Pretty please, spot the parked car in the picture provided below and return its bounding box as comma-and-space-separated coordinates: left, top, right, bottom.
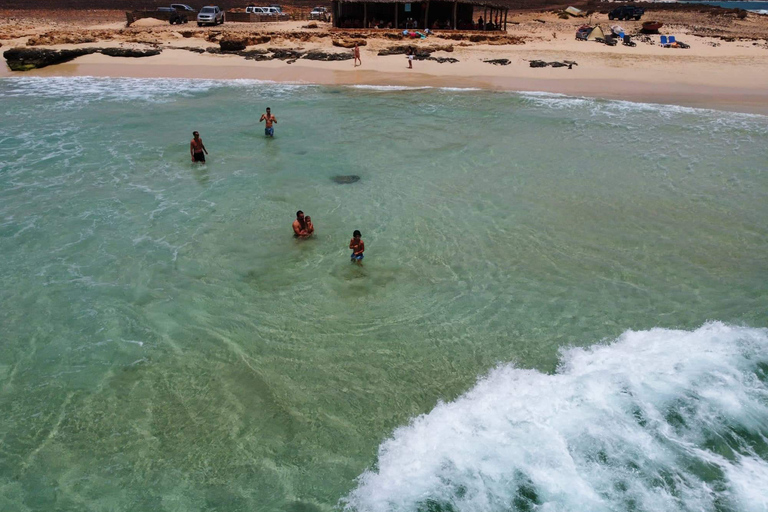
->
309, 6, 329, 21
197, 5, 224, 25
171, 3, 196, 11
608, 5, 644, 21
156, 6, 176, 11
245, 6, 265, 13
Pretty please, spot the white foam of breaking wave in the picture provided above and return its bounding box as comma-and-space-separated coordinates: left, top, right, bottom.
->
0, 76, 312, 104
343, 322, 768, 512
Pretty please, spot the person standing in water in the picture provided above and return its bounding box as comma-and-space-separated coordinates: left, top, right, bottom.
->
353, 43, 362, 67
190, 131, 208, 163
260, 107, 277, 137
293, 210, 310, 238
349, 230, 364, 263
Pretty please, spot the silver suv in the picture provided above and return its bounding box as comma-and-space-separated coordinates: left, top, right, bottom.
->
197, 6, 224, 26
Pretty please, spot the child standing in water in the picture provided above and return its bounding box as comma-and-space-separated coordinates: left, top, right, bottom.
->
349, 230, 364, 264
305, 216, 315, 236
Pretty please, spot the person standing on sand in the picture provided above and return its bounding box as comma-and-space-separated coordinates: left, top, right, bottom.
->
260, 107, 277, 137
293, 210, 310, 238
353, 43, 362, 67
406, 47, 414, 69
190, 131, 208, 163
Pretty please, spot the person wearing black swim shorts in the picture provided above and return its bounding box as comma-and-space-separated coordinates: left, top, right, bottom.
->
190, 131, 208, 163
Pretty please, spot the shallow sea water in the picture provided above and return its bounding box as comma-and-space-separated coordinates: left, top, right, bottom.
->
0, 77, 767, 512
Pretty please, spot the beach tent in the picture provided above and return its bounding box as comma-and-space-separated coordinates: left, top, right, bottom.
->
587, 25, 606, 41
565, 6, 584, 17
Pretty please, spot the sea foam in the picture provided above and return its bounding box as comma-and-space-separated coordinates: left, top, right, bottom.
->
343, 322, 768, 512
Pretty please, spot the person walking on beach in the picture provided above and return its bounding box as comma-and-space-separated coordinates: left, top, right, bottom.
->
406, 47, 414, 69
293, 210, 310, 238
349, 230, 364, 264
260, 107, 277, 137
353, 43, 362, 67
190, 131, 208, 163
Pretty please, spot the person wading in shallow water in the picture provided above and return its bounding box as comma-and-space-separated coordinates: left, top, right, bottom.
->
190, 131, 208, 163
349, 229, 364, 264
293, 210, 310, 238
260, 107, 277, 137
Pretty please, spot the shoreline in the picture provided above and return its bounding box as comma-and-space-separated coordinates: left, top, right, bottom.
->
2, 9, 768, 114
3, 51, 768, 115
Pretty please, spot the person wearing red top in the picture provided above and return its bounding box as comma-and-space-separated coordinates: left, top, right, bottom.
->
190, 131, 208, 163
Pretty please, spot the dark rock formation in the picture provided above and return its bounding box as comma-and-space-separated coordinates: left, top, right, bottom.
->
4, 47, 96, 71
100, 48, 160, 58
303, 50, 353, 61
332, 175, 361, 184
268, 48, 305, 60
485, 58, 511, 65
528, 60, 577, 68
176, 46, 205, 53
378, 44, 452, 56
429, 56, 459, 63
220, 38, 247, 52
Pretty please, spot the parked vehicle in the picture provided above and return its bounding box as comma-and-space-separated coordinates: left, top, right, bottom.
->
156, 6, 175, 12
171, 3, 196, 11
246, 6, 279, 15
608, 5, 644, 21
197, 5, 224, 25
309, 6, 330, 21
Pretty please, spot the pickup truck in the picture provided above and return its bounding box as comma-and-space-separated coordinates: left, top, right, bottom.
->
608, 5, 644, 21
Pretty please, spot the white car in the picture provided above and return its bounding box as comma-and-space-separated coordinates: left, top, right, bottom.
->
309, 6, 329, 21
246, 6, 279, 15
197, 6, 224, 25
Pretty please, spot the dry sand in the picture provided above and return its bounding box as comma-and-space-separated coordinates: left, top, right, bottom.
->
2, 9, 768, 113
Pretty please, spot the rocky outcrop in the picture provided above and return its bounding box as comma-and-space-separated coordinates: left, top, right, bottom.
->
220, 38, 247, 52
332, 38, 367, 48
100, 47, 161, 58
268, 47, 305, 60
484, 58, 511, 65
378, 44, 453, 56
529, 59, 577, 68
26, 32, 98, 46
428, 56, 459, 63
4, 47, 96, 70
4, 47, 161, 71
303, 50, 354, 61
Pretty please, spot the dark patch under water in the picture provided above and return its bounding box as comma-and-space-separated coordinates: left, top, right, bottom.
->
332, 175, 361, 184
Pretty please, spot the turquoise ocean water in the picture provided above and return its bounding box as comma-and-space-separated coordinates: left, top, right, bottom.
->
1, 77, 767, 512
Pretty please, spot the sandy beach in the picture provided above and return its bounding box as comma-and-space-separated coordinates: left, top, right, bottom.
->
2, 7, 768, 112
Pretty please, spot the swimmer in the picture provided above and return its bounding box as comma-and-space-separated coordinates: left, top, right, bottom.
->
349, 230, 364, 264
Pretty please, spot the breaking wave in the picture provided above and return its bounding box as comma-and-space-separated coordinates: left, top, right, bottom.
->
344, 322, 768, 512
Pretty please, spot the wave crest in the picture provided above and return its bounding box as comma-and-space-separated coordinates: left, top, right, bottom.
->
343, 322, 768, 512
